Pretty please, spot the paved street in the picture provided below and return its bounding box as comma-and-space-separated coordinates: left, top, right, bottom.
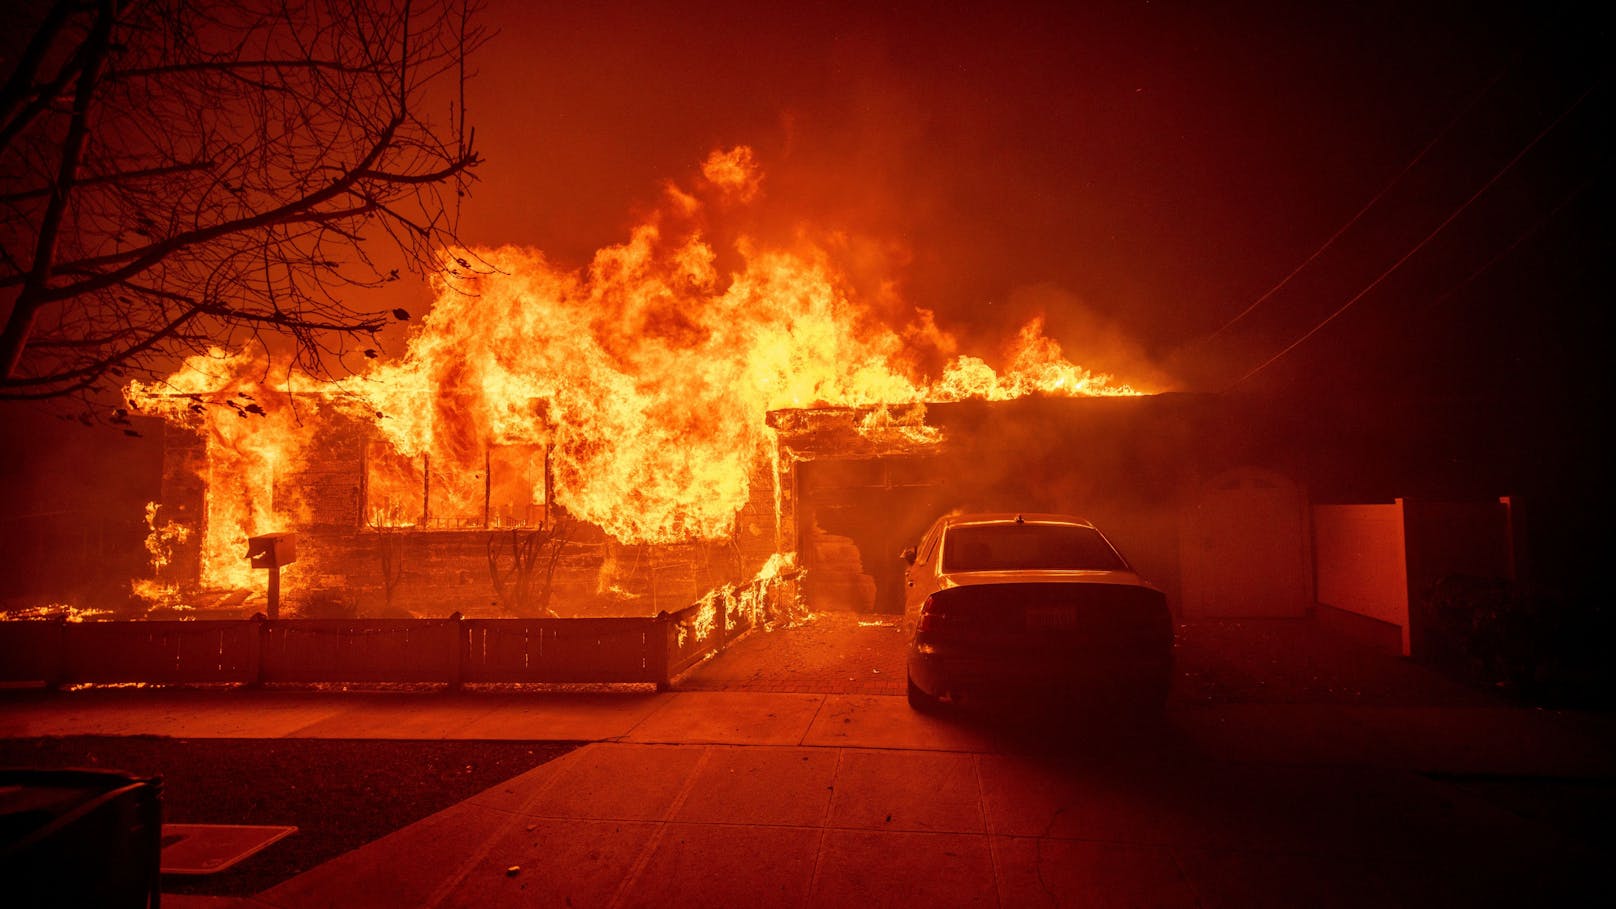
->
3, 615, 1613, 907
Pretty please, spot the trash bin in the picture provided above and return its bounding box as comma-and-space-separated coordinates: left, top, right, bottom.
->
0, 768, 163, 908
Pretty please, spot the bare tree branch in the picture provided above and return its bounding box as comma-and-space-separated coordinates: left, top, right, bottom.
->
3, 0, 117, 382
0, 0, 489, 403
12, 113, 407, 297
0, 159, 217, 203
0, 0, 88, 150
108, 58, 391, 81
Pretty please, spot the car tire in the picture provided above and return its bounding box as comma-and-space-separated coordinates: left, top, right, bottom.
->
906, 673, 941, 713
1152, 669, 1174, 711
1133, 674, 1172, 723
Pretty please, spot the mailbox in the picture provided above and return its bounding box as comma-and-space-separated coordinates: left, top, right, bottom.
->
247, 533, 296, 569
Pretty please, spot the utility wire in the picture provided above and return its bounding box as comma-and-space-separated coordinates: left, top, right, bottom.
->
1414, 172, 1596, 318
1226, 79, 1601, 391
1200, 69, 1506, 343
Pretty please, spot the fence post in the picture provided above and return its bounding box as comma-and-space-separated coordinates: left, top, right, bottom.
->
448, 612, 464, 691
47, 616, 67, 691
250, 613, 268, 688
652, 612, 673, 691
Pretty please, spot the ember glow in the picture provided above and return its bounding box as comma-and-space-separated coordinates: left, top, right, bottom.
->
127, 148, 1145, 601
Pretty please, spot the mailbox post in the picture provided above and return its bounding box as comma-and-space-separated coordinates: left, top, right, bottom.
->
247, 533, 297, 619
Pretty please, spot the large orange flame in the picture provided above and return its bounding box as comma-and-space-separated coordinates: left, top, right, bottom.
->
129, 147, 1146, 589
128, 349, 310, 590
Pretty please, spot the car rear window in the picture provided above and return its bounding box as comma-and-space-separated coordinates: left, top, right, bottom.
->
942, 523, 1127, 572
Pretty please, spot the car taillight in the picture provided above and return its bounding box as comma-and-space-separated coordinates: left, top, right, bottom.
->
917, 595, 944, 632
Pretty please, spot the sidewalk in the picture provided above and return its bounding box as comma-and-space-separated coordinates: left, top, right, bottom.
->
5, 687, 1614, 907
4, 687, 1614, 776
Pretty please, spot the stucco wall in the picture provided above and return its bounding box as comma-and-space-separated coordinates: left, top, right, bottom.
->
1313, 502, 1409, 654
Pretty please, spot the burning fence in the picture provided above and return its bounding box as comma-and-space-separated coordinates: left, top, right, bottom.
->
126, 148, 1143, 620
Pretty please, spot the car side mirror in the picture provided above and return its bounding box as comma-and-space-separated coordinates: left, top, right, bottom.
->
900, 547, 917, 565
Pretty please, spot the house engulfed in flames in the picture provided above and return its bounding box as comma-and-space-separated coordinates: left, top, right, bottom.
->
126, 148, 1148, 620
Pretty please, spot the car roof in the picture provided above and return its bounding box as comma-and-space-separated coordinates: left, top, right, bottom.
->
939, 512, 1098, 530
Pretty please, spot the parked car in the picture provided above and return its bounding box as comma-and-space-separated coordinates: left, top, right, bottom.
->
900, 512, 1173, 713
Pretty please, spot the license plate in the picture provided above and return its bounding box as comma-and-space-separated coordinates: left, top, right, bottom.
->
1025, 605, 1076, 630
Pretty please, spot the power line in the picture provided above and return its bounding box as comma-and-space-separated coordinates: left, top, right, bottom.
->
1414, 173, 1596, 318
1200, 69, 1506, 343
1226, 79, 1601, 392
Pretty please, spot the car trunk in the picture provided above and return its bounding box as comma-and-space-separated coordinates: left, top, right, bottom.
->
920, 581, 1172, 655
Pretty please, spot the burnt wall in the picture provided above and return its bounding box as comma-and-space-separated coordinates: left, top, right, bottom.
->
733, 442, 783, 575
278, 414, 366, 527
157, 423, 206, 588
283, 525, 738, 619
796, 456, 946, 613
152, 409, 763, 618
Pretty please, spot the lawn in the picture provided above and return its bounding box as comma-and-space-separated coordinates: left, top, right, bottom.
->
0, 736, 577, 897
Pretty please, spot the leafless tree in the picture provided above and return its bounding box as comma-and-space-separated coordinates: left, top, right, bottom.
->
488, 519, 571, 617
375, 523, 408, 611
0, 0, 487, 401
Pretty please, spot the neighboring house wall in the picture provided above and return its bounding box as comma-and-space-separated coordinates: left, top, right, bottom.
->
1312, 498, 1517, 658
1314, 502, 1410, 654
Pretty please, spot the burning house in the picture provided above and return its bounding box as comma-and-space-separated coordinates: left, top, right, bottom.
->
127, 149, 1151, 622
